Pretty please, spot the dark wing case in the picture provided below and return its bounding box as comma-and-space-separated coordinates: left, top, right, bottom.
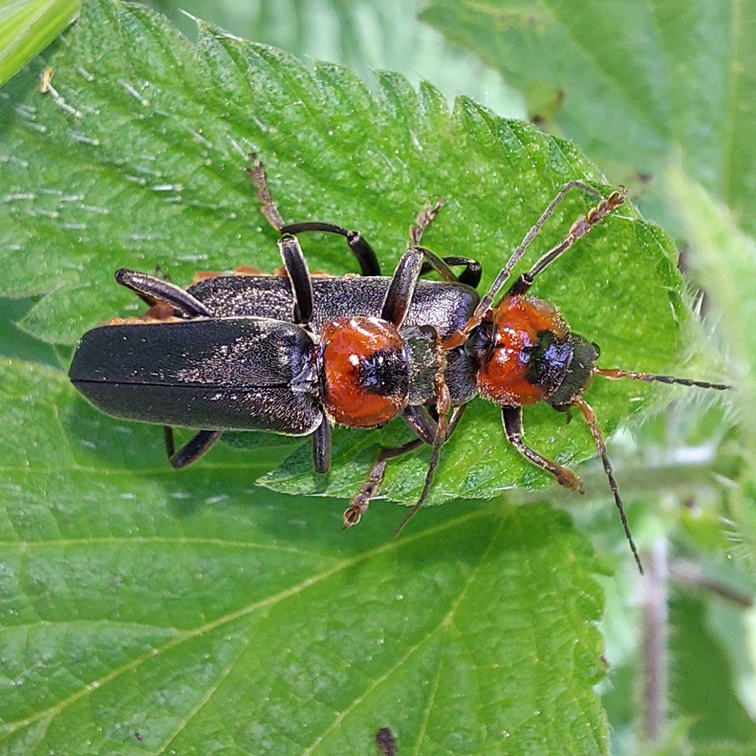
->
69, 317, 322, 434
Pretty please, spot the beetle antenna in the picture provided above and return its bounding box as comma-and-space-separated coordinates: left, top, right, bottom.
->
595, 367, 730, 391
442, 185, 626, 350
574, 397, 644, 574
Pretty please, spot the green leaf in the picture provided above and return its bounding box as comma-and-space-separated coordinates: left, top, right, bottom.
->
0, 356, 608, 753
667, 167, 756, 443
669, 593, 756, 745
0, 296, 59, 364
150, 0, 524, 119
0, 0, 79, 85
0, 0, 694, 509
665, 167, 756, 569
421, 0, 756, 237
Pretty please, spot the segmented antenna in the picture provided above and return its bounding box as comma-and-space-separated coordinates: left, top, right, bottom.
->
586, 368, 730, 573
575, 398, 644, 574
596, 367, 730, 391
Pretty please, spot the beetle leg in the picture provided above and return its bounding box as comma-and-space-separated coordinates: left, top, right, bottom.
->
282, 221, 381, 277
247, 154, 286, 232
413, 246, 475, 284
390, 347, 454, 536
380, 247, 425, 327
284, 201, 481, 285
442, 183, 626, 349
248, 155, 307, 316
248, 154, 382, 276
277, 234, 314, 325
164, 426, 176, 458
444, 402, 468, 436
401, 406, 438, 445
380, 248, 457, 521
410, 197, 444, 246
382, 245, 483, 331
343, 438, 425, 527
284, 201, 482, 285
408, 198, 479, 286
501, 405, 584, 492
433, 256, 483, 288
402, 402, 468, 448
381, 244, 457, 326
167, 430, 224, 469
312, 414, 332, 473
343, 405, 467, 529
115, 269, 213, 318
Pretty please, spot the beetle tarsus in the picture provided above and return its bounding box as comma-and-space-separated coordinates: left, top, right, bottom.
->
410, 196, 444, 246
247, 153, 286, 232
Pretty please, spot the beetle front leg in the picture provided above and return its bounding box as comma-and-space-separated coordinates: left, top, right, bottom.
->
501, 406, 584, 492
115, 269, 213, 318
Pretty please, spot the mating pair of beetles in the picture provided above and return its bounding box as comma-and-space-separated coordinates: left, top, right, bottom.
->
69, 157, 728, 572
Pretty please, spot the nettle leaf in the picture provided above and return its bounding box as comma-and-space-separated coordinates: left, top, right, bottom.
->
421, 0, 756, 237
0, 0, 688, 510
0, 358, 607, 753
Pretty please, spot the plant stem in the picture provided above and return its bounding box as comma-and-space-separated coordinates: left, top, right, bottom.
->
639, 538, 669, 746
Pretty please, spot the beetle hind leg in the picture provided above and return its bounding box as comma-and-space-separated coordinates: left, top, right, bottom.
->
164, 427, 224, 469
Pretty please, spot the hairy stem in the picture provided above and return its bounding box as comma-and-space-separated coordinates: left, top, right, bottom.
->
639, 538, 669, 745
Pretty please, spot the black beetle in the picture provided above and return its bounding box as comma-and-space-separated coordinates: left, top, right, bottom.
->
69, 158, 482, 523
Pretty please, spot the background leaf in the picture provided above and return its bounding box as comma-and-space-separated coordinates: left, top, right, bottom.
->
0, 358, 607, 753
421, 0, 756, 237
0, 0, 79, 85
421, 1, 755, 750
153, 0, 524, 118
